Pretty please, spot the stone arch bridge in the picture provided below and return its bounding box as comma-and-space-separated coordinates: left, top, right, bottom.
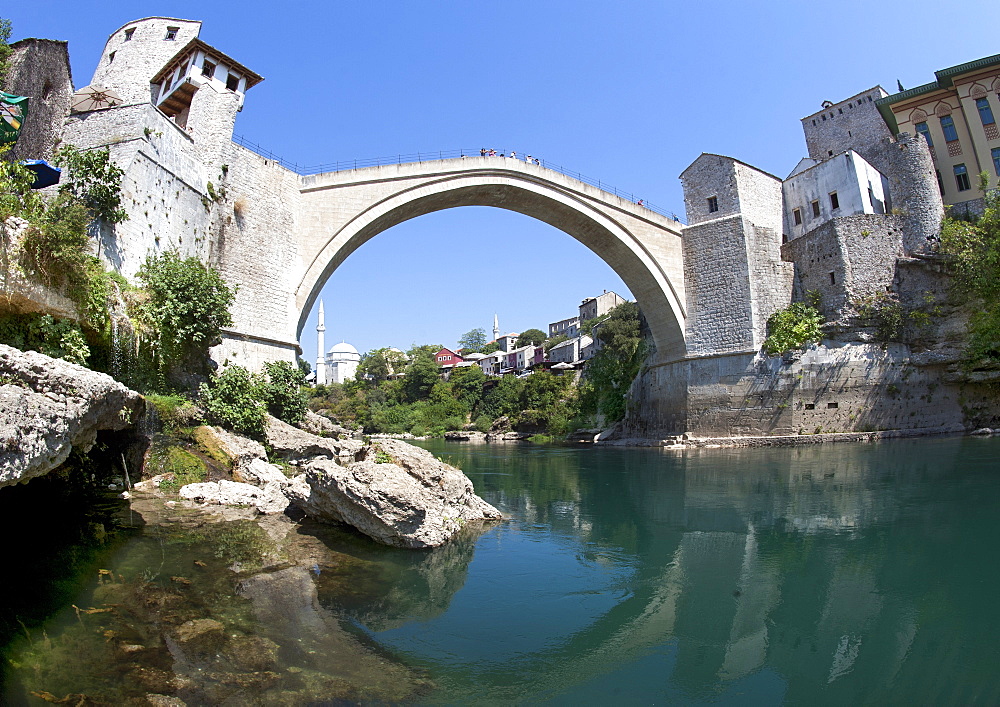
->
213, 156, 688, 369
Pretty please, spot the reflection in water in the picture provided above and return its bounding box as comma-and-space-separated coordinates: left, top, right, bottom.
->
3, 437, 1000, 704
393, 437, 1000, 704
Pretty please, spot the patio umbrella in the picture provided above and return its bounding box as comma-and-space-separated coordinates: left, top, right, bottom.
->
71, 85, 123, 113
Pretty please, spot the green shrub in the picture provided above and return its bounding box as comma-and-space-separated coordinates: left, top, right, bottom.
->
136, 250, 235, 380
199, 365, 266, 441
0, 313, 89, 365
763, 302, 824, 356
261, 360, 307, 425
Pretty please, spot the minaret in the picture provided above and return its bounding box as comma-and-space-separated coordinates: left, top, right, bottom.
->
316, 300, 327, 385
493, 313, 500, 342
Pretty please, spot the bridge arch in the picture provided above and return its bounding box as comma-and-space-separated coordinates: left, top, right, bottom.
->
292, 160, 687, 360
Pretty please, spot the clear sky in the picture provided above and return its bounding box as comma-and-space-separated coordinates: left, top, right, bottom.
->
6, 2, 1000, 363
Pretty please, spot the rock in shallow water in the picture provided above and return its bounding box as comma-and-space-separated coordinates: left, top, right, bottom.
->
285, 439, 502, 548
180, 479, 289, 515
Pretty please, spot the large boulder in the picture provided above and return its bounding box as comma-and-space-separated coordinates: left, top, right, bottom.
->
285, 439, 502, 548
192, 425, 267, 471
299, 409, 356, 438
265, 415, 363, 463
0, 344, 143, 490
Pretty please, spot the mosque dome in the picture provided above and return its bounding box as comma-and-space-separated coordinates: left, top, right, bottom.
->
327, 341, 360, 361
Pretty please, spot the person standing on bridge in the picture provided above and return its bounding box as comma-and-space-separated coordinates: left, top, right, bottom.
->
481, 148, 486, 157
525, 154, 533, 164
637, 199, 644, 207
510, 150, 516, 160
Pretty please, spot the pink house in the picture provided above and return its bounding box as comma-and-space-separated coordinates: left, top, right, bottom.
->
434, 348, 464, 368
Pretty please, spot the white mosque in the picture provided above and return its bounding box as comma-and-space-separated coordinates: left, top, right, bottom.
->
314, 300, 360, 385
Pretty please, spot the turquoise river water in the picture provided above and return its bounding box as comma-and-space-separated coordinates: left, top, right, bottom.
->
2, 435, 1000, 704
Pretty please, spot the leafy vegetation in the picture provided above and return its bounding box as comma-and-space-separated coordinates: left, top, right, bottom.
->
937, 175, 1000, 367
0, 313, 89, 365
0, 18, 11, 86
135, 250, 235, 379
516, 328, 546, 347
199, 365, 267, 441
457, 327, 487, 352
53, 145, 128, 224
260, 360, 308, 426
577, 301, 646, 423
762, 302, 824, 356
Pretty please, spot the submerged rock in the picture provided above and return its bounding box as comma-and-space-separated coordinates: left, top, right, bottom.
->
180, 479, 288, 515
0, 344, 143, 490
285, 439, 502, 548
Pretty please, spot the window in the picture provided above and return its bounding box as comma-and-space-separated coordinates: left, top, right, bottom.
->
830, 192, 839, 210
124, 28, 135, 41
793, 208, 802, 225
955, 164, 970, 192
935, 170, 944, 194
827, 402, 839, 409
805, 403, 815, 410
829, 272, 836, 285
993, 148, 1000, 177
811, 200, 820, 218
202, 60, 216, 78
940, 115, 958, 142
707, 196, 718, 213
915, 121, 933, 147
108, 51, 115, 63
165, 26, 179, 40
977, 97, 995, 126
226, 73, 240, 91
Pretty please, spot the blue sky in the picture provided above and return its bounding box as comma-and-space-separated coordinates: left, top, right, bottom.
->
6, 2, 1000, 362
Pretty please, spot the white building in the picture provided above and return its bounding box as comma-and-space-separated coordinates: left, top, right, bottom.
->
324, 342, 361, 384
548, 334, 593, 364
782, 150, 891, 241
315, 299, 360, 384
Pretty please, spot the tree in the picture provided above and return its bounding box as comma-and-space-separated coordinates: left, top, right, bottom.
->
579, 301, 646, 422
939, 175, 1000, 365
0, 19, 12, 87
403, 351, 440, 402
136, 250, 235, 379
54, 146, 128, 224
357, 347, 407, 384
449, 364, 486, 412
261, 360, 308, 425
458, 327, 487, 352
516, 328, 546, 347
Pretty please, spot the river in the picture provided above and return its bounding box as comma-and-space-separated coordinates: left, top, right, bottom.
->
2, 435, 999, 704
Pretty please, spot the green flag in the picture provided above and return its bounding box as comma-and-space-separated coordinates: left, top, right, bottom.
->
0, 91, 29, 145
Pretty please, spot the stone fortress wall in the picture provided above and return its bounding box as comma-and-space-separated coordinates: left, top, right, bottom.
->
3, 17, 996, 440
620, 76, 996, 440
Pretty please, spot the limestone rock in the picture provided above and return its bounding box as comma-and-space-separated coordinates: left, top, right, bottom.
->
265, 414, 363, 463
180, 479, 289, 515
299, 409, 355, 438
285, 439, 502, 548
0, 344, 143, 490
234, 457, 291, 489
193, 425, 266, 471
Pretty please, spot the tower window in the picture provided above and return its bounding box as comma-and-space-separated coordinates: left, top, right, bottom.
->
226, 73, 240, 91
165, 26, 179, 40
977, 97, 995, 127
940, 114, 958, 142
124, 28, 135, 41
829, 272, 836, 285
915, 121, 933, 147
829, 192, 839, 210
811, 200, 820, 218
202, 60, 216, 78
707, 196, 718, 213
954, 164, 970, 192
108, 51, 115, 64
935, 170, 944, 194
793, 208, 802, 225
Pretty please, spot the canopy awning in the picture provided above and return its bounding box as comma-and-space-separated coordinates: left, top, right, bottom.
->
21, 160, 62, 189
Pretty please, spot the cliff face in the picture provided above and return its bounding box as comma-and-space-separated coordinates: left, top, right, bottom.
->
0, 344, 143, 489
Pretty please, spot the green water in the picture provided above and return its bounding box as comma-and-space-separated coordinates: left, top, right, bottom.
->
3, 436, 1000, 704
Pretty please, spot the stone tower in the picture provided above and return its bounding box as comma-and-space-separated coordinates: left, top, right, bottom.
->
679, 154, 793, 356
89, 18, 203, 105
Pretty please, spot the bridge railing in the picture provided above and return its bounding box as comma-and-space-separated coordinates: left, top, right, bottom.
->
231, 135, 686, 224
